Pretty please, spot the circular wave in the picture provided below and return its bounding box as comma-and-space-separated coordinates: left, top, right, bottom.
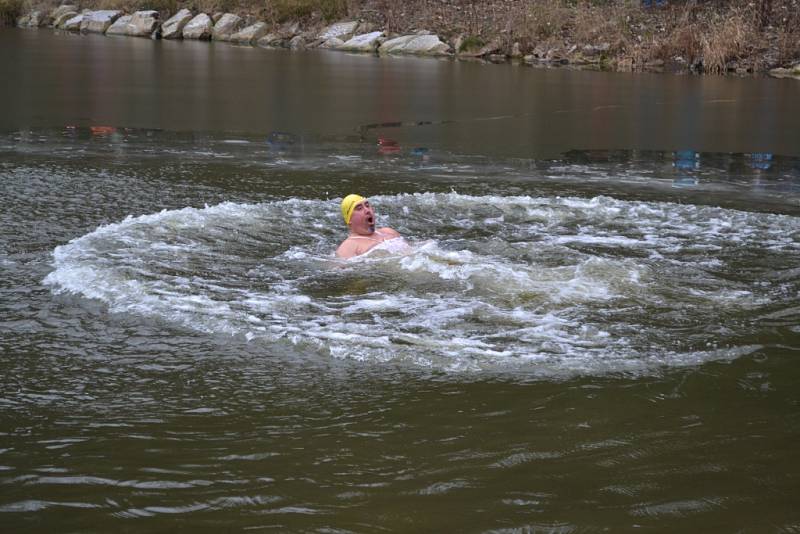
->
44, 193, 800, 377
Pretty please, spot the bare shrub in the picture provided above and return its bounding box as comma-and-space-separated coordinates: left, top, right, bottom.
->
776, 27, 800, 65
525, 0, 571, 40
139, 0, 179, 15
265, 0, 347, 23
1, 0, 25, 25
700, 11, 753, 73
572, 1, 640, 45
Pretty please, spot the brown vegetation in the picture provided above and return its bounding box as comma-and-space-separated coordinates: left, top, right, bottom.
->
10, 0, 800, 74
354, 0, 799, 73
0, 0, 24, 26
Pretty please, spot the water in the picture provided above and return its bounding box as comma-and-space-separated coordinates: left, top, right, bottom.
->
2, 29, 800, 531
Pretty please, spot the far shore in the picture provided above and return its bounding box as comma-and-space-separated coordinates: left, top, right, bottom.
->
3, 0, 800, 79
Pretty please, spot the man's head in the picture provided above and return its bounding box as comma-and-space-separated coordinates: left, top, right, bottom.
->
341, 194, 375, 235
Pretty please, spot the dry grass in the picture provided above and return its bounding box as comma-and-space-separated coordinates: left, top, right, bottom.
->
265, 0, 349, 23
0, 0, 24, 25
700, 11, 753, 74
776, 27, 800, 65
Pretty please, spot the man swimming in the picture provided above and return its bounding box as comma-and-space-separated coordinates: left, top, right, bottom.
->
336, 194, 408, 259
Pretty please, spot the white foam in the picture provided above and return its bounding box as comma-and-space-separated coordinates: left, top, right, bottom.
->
43, 194, 800, 377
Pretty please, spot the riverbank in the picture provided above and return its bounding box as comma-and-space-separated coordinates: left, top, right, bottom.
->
3, 0, 800, 77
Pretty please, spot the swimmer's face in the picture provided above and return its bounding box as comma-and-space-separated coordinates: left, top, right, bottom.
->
349, 199, 375, 234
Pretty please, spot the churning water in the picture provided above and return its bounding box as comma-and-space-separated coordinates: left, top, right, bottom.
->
44, 192, 798, 377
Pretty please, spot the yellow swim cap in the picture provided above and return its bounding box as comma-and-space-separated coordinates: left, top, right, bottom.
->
341, 194, 366, 225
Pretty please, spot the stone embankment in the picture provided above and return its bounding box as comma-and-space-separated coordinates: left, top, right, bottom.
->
13, 4, 800, 79
15, 4, 453, 57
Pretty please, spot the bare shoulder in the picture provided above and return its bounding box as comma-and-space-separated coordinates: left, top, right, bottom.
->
379, 227, 401, 238
336, 239, 359, 259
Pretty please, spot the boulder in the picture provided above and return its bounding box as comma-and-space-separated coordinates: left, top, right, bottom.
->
357, 21, 377, 33
476, 39, 503, 57
53, 9, 78, 28
317, 21, 358, 41
339, 31, 383, 52
212, 13, 245, 41
62, 13, 84, 31
769, 64, 800, 80
106, 14, 132, 35
18, 11, 47, 27
128, 10, 159, 36
183, 13, 213, 40
582, 43, 610, 57
161, 9, 192, 39
230, 21, 268, 44
319, 37, 344, 49
277, 21, 300, 39
256, 33, 283, 47
289, 35, 306, 50
379, 34, 450, 56
50, 5, 75, 21
80, 10, 123, 34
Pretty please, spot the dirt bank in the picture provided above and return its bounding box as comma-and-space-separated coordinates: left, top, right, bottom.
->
4, 0, 800, 76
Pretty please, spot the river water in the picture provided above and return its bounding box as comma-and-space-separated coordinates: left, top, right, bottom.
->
2, 29, 800, 531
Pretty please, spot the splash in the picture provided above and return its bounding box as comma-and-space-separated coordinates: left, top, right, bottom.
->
44, 194, 799, 377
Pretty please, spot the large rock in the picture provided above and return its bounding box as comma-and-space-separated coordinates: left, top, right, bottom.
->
106, 12, 159, 37
183, 13, 213, 40
16, 13, 33, 27
319, 37, 344, 49
62, 13, 84, 31
289, 35, 306, 50
275, 21, 300, 39
230, 22, 268, 44
317, 21, 358, 41
212, 13, 244, 41
80, 10, 123, 34
256, 33, 283, 47
161, 9, 192, 39
379, 34, 450, 56
52, 6, 78, 28
17, 11, 48, 27
106, 14, 132, 35
769, 64, 800, 80
127, 10, 159, 36
50, 5, 76, 21
339, 31, 383, 53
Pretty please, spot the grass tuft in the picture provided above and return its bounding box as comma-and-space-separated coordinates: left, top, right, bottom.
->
458, 34, 484, 53
267, 0, 348, 23
701, 10, 753, 73
0, 0, 24, 26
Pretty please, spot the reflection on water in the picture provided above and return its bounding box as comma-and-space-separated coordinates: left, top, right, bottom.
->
3, 29, 800, 159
